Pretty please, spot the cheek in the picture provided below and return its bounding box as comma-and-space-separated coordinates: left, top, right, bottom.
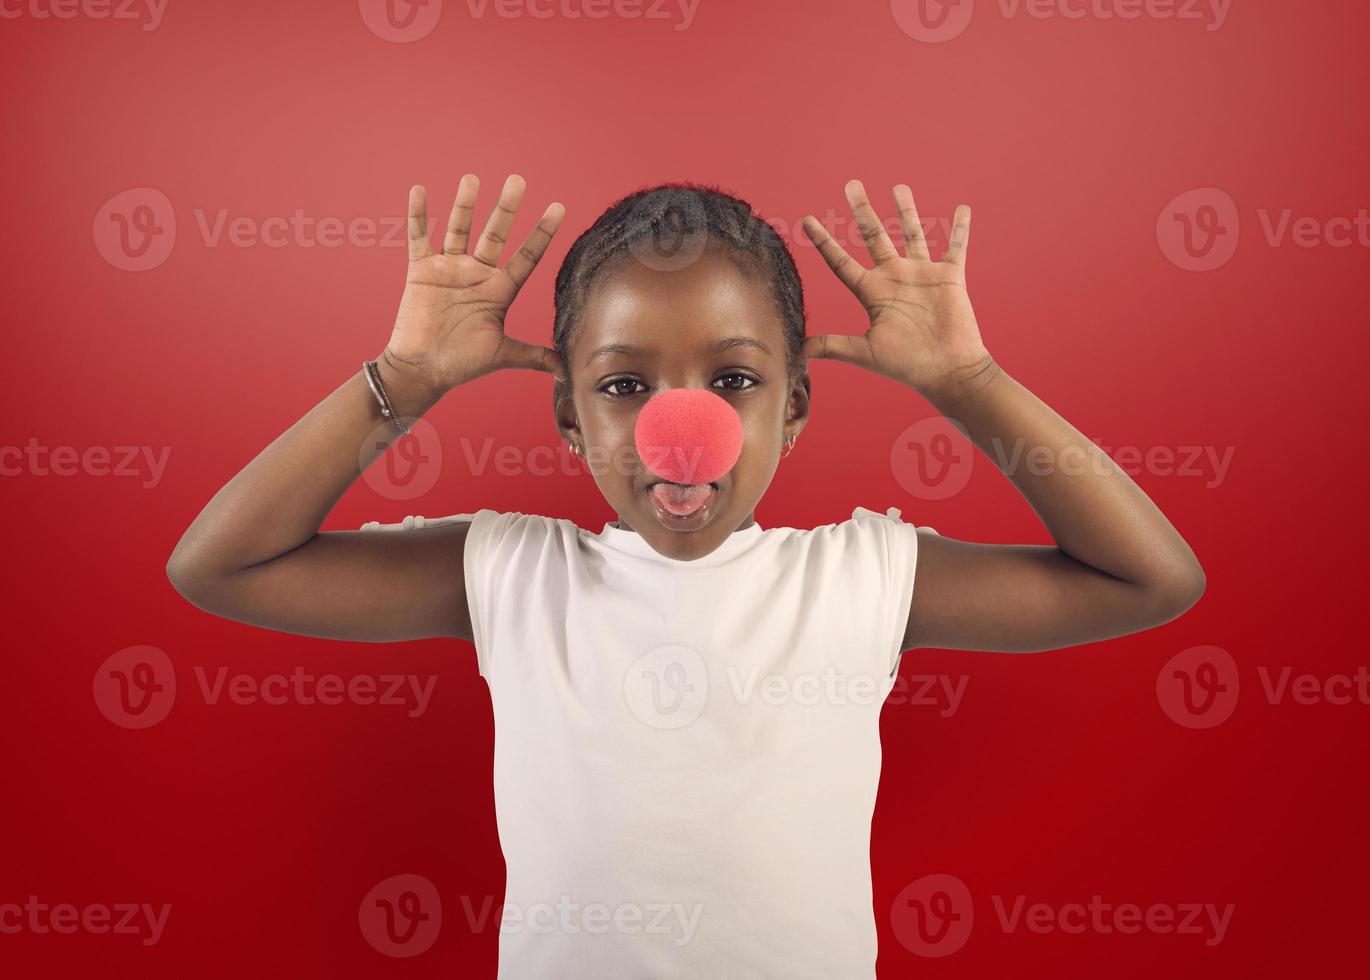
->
738, 394, 785, 441
577, 399, 635, 444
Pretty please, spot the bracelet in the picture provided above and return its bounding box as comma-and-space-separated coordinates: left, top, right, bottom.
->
362, 360, 410, 436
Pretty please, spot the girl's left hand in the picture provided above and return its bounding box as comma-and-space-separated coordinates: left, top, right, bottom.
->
801, 180, 993, 395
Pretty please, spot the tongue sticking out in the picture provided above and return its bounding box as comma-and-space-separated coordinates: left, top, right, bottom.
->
651, 483, 713, 516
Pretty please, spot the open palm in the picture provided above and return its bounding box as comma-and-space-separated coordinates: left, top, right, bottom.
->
385, 174, 566, 392
801, 180, 991, 393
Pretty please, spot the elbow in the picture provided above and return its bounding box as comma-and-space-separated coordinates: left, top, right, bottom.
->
165, 545, 219, 610
165, 552, 202, 606
1143, 563, 1207, 623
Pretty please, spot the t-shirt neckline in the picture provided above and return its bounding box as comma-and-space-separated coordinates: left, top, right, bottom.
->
593, 518, 765, 566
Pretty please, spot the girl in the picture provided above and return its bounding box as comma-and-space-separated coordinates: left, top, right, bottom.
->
167, 174, 1205, 978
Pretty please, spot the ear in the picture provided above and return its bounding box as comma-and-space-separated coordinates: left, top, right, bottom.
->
553, 375, 582, 451
785, 367, 812, 440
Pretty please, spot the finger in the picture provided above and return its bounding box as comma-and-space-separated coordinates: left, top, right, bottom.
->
407, 184, 433, 262
496, 336, 564, 377
801, 215, 868, 294
802, 332, 874, 370
943, 204, 972, 269
472, 174, 526, 267
442, 173, 480, 256
505, 201, 566, 290
892, 184, 931, 262
844, 179, 900, 265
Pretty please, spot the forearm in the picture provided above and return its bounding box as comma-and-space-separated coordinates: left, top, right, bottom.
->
918, 359, 1205, 598
168, 355, 445, 582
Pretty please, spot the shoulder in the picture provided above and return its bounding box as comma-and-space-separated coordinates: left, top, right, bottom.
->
360, 509, 576, 557
792, 505, 939, 555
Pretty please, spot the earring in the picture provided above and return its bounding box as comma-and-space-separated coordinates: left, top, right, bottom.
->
780, 436, 796, 459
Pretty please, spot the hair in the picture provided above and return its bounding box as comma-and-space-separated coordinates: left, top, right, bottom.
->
552, 181, 809, 393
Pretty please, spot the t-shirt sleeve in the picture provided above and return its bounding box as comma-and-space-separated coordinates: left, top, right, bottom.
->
356, 509, 509, 674
458, 509, 567, 677
850, 506, 940, 676
461, 508, 519, 676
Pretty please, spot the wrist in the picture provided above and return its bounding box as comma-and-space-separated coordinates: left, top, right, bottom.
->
372, 349, 448, 420
916, 353, 1003, 412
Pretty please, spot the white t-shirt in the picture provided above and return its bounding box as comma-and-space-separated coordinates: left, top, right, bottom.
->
361, 506, 932, 978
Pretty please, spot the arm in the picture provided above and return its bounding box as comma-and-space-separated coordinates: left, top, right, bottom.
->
167, 174, 567, 643
802, 180, 1205, 654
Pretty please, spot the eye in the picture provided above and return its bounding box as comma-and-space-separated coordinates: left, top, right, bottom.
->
713, 373, 759, 392
598, 377, 647, 398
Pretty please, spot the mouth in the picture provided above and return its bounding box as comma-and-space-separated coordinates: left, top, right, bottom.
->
645, 480, 720, 528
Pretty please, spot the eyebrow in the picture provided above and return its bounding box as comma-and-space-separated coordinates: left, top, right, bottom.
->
584, 336, 773, 365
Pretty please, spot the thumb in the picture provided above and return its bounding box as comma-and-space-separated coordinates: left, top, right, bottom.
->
498, 337, 565, 381
802, 332, 873, 370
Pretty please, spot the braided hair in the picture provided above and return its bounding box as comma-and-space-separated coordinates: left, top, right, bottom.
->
552, 181, 809, 393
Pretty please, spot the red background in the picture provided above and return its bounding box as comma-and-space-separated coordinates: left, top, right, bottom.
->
3, 0, 1367, 975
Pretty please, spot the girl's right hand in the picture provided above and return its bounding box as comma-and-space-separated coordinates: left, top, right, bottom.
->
381, 174, 567, 396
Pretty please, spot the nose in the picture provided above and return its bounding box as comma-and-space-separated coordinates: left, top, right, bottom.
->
634, 387, 743, 486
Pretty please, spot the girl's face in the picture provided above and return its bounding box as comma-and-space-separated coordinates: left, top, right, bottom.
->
556, 246, 810, 560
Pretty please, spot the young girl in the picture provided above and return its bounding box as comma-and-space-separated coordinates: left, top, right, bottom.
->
167, 174, 1205, 978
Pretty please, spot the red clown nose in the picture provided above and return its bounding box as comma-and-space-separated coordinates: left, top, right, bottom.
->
633, 387, 743, 488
